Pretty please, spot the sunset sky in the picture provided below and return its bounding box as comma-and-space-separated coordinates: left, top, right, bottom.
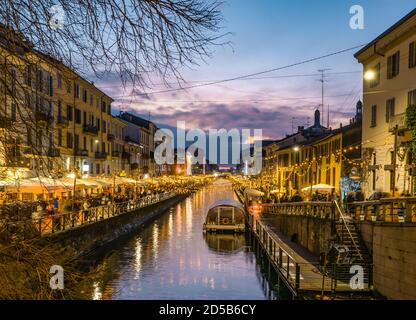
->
94, 0, 416, 140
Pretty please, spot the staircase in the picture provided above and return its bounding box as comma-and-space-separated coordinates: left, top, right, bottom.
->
326, 202, 373, 290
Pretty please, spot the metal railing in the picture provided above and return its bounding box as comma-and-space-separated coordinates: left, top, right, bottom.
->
349, 198, 416, 223
334, 200, 363, 261
262, 201, 337, 220
32, 192, 176, 236
255, 219, 372, 294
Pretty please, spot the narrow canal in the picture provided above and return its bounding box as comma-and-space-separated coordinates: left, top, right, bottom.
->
85, 180, 290, 300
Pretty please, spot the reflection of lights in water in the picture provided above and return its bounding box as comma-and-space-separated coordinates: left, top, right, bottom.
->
152, 224, 159, 260
185, 198, 193, 233
168, 212, 173, 237
176, 204, 182, 235
134, 238, 142, 279
92, 282, 102, 300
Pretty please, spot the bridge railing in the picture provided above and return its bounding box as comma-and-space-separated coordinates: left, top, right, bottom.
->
262, 198, 416, 223
262, 202, 337, 220
349, 198, 416, 223
33, 192, 176, 236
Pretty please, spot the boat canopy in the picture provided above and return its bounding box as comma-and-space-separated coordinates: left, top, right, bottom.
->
243, 188, 264, 197
208, 199, 244, 211
205, 199, 245, 226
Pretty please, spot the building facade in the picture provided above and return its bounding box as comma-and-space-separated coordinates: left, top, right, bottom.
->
355, 9, 416, 197
0, 28, 118, 181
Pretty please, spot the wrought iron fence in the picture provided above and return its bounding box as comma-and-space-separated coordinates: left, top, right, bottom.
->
33, 192, 176, 236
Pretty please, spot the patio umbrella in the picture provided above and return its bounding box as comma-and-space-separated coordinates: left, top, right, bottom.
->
301, 184, 335, 192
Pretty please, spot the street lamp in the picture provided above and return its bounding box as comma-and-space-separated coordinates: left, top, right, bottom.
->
364, 70, 376, 81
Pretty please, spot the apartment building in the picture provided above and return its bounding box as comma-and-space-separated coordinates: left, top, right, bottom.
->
119, 112, 158, 177
355, 8, 416, 197
0, 26, 118, 179
263, 107, 362, 198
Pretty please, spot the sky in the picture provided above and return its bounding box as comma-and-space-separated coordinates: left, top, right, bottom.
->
94, 0, 416, 140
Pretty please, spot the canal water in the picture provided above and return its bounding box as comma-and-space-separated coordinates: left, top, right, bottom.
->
85, 180, 289, 300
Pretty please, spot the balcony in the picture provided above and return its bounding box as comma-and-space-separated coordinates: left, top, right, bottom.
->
75, 149, 89, 157
107, 133, 115, 141
122, 151, 131, 160
112, 150, 121, 157
23, 147, 42, 156
83, 125, 99, 136
35, 109, 54, 125
47, 147, 60, 157
0, 115, 13, 128
389, 113, 408, 132
57, 115, 69, 127
5, 156, 30, 169
95, 151, 108, 160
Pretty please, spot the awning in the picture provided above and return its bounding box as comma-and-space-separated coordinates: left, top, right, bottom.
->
244, 188, 264, 197
302, 184, 335, 192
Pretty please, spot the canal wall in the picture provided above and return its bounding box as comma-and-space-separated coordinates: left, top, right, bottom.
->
355, 222, 416, 300
265, 215, 333, 256
41, 194, 187, 259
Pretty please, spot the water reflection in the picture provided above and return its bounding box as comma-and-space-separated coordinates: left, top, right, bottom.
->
84, 181, 284, 300
204, 233, 245, 254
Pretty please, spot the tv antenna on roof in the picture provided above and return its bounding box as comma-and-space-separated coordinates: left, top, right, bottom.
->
317, 68, 331, 125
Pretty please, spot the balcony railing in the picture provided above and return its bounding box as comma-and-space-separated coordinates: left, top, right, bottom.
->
57, 115, 69, 127
0, 115, 13, 128
107, 133, 115, 141
5, 155, 30, 168
112, 150, 121, 157
389, 113, 407, 132
83, 125, 99, 136
47, 147, 61, 157
75, 149, 89, 157
95, 151, 108, 159
35, 109, 54, 124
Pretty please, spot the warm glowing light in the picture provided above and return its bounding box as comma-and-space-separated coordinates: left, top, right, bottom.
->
293, 146, 300, 152
364, 70, 376, 81
94, 139, 99, 144
143, 173, 150, 179
67, 172, 76, 179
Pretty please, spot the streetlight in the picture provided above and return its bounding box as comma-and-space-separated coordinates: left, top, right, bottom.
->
364, 70, 376, 81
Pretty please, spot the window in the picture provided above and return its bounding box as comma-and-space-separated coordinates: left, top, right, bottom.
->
66, 80, 71, 94
74, 134, 79, 150
75, 108, 81, 124
67, 105, 73, 121
372, 153, 377, 191
370, 63, 381, 88
57, 73, 62, 89
408, 89, 416, 106
107, 103, 111, 115
387, 51, 400, 79
386, 98, 395, 123
83, 111, 87, 125
103, 120, 106, 133
97, 118, 100, 130
58, 129, 62, 146
102, 101, 106, 112
58, 100, 62, 118
409, 41, 416, 68
371, 105, 377, 127
82, 89, 87, 103
74, 83, 80, 99
66, 132, 73, 148
49, 75, 54, 97
11, 104, 17, 121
